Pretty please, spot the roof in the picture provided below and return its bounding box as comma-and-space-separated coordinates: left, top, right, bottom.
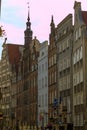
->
7, 44, 23, 65
82, 11, 87, 26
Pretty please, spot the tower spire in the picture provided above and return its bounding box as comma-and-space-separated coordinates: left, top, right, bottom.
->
50, 15, 55, 27
27, 1, 30, 22
24, 1, 33, 46
26, 1, 31, 29
50, 15, 55, 34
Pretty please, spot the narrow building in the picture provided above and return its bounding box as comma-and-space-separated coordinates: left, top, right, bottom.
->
48, 16, 57, 128
73, 1, 87, 130
0, 38, 23, 129
38, 41, 48, 128
56, 14, 73, 130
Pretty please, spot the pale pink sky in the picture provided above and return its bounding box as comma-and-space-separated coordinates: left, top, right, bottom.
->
0, 0, 87, 54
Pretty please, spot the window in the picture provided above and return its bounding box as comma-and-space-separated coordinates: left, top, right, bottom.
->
67, 39, 69, 48
80, 46, 82, 59
45, 62, 47, 70
41, 51, 44, 56
45, 93, 47, 106
32, 54, 35, 60
49, 58, 51, 67
75, 30, 78, 41
42, 95, 44, 107
45, 76, 47, 87
77, 49, 79, 62
52, 56, 53, 66
79, 27, 81, 37
80, 69, 83, 82
54, 71, 56, 82
42, 64, 44, 71
42, 78, 44, 88
32, 65, 34, 71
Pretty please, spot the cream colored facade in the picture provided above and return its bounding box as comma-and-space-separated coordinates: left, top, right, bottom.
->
56, 14, 73, 129
73, 1, 87, 130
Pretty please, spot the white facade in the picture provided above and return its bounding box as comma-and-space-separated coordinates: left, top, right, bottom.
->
38, 41, 48, 128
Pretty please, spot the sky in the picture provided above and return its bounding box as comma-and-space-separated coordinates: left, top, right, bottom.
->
0, 0, 87, 58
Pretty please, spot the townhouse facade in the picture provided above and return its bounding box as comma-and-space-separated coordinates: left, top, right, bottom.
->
38, 41, 48, 128
56, 14, 73, 130
0, 38, 23, 129
48, 15, 57, 128
0, 38, 12, 129
73, 1, 87, 130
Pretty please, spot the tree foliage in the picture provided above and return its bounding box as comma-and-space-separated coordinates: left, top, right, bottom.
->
0, 26, 5, 37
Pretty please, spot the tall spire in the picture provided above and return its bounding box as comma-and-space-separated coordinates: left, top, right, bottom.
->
24, 1, 33, 46
27, 1, 30, 22
50, 15, 55, 27
50, 15, 55, 35
26, 1, 31, 29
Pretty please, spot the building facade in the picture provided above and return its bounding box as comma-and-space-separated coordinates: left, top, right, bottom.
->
38, 41, 48, 128
56, 14, 73, 130
0, 38, 12, 128
48, 16, 57, 128
73, 1, 87, 130
0, 38, 23, 129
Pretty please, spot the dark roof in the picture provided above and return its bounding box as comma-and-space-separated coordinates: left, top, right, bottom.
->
82, 11, 87, 26
7, 44, 23, 65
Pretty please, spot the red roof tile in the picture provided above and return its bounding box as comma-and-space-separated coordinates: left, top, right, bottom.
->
7, 44, 23, 65
82, 11, 87, 26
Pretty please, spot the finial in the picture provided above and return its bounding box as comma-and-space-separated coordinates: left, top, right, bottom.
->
51, 15, 54, 23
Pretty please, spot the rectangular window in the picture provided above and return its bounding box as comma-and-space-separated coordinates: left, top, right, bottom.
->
42, 64, 44, 71
79, 27, 81, 37
54, 71, 56, 82
45, 93, 47, 106
80, 69, 83, 82
42, 95, 44, 107
80, 46, 82, 59
45, 76, 47, 87
45, 62, 47, 70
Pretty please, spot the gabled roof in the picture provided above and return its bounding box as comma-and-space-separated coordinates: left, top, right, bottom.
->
7, 44, 23, 65
82, 11, 87, 26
